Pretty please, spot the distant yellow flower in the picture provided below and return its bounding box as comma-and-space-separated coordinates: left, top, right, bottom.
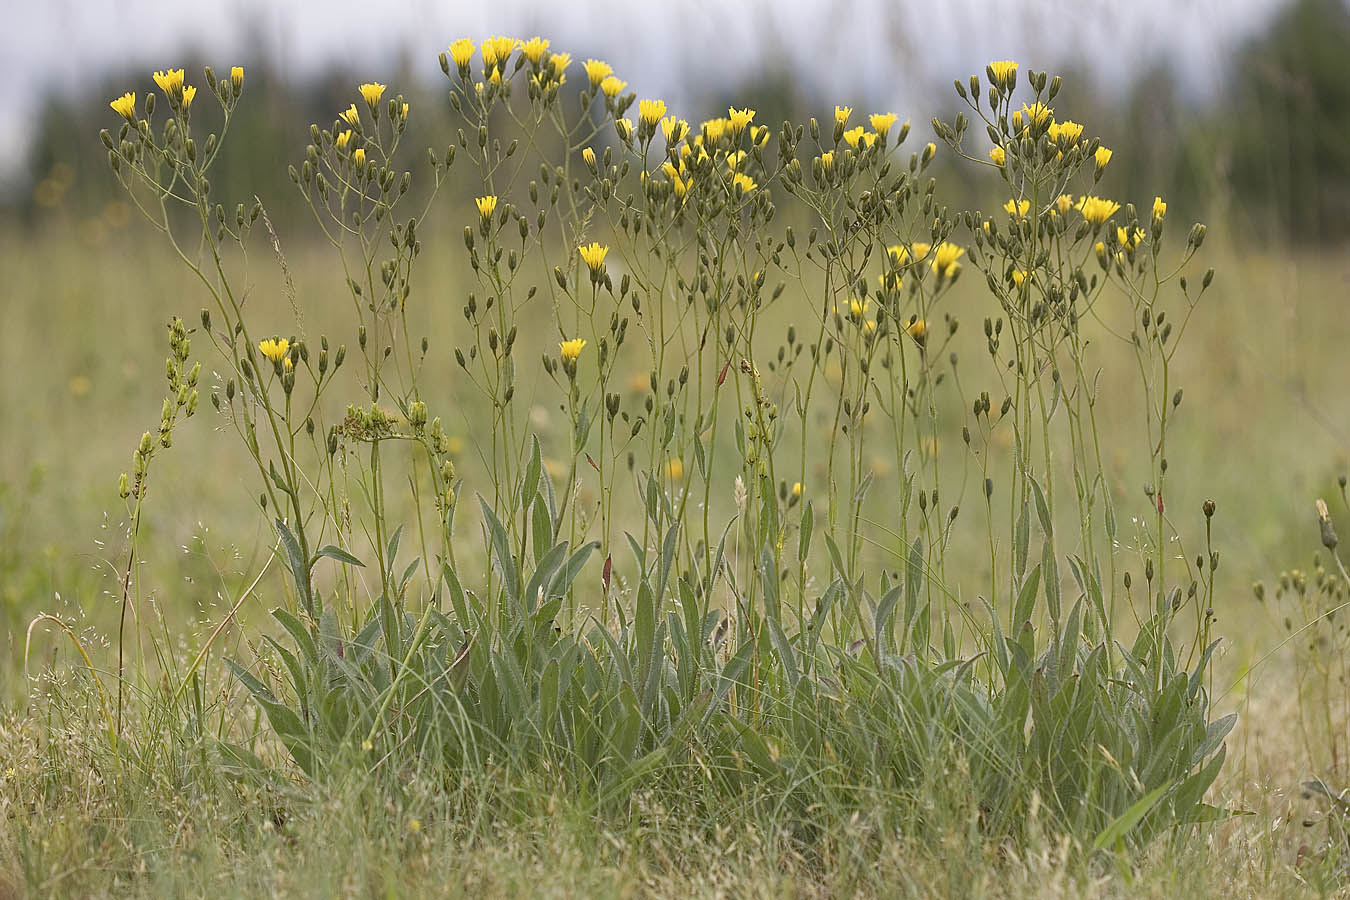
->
870, 112, 898, 137
1011, 269, 1029, 287
1094, 241, 1107, 265
550, 52, 572, 76
354, 147, 366, 166
702, 117, 729, 144
482, 36, 517, 69
1004, 198, 1030, 218
600, 75, 627, 98
578, 242, 609, 273
1152, 196, 1167, 222
638, 98, 667, 128
475, 195, 498, 219
989, 145, 1006, 166
153, 68, 185, 96
521, 37, 549, 65
1094, 145, 1113, 169
725, 150, 747, 172
661, 116, 688, 145
671, 172, 692, 201
907, 318, 928, 345
1117, 226, 1146, 249
728, 106, 755, 134
1046, 119, 1083, 144
110, 92, 136, 120
616, 118, 633, 141
359, 82, 386, 107
819, 150, 835, 174
1020, 102, 1053, 128
336, 130, 352, 150
1076, 195, 1120, 226
181, 85, 196, 109
258, 338, 290, 364
401, 102, 410, 119
731, 172, 757, 195
1056, 193, 1074, 214
842, 126, 865, 148
559, 338, 586, 361
834, 105, 852, 127
988, 60, 1018, 89
791, 481, 803, 497
584, 59, 612, 85
230, 66, 244, 91
340, 104, 360, 126
863, 320, 877, 336
449, 39, 475, 69
583, 147, 596, 167
931, 242, 964, 277
848, 296, 870, 319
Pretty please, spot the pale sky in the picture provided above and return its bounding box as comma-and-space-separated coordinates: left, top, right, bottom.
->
2, 0, 1295, 186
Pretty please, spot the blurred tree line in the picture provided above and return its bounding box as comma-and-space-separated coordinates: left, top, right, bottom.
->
10, 0, 1349, 243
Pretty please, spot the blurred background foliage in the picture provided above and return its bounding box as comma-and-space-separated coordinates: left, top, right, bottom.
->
11, 0, 1350, 242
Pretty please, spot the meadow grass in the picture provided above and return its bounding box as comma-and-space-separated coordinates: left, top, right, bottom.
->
2, 46, 1349, 897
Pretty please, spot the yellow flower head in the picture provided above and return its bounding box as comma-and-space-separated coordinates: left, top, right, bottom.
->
1152, 196, 1167, 221
153, 68, 185, 97
701, 117, 729, 144
1011, 269, 1029, 287
336, 130, 352, 150
1117, 226, 1146, 249
819, 150, 835, 174
181, 85, 196, 109
1094, 145, 1113, 169
583, 147, 597, 167
842, 126, 865, 148
848, 296, 870, 319
521, 37, 549, 65
584, 59, 612, 86
258, 338, 290, 364
110, 92, 136, 119
450, 39, 475, 69
616, 118, 633, 141
230, 66, 244, 91
907, 318, 928, 345
731, 172, 757, 195
340, 104, 360, 126
989, 145, 1006, 166
559, 338, 586, 362
792, 481, 803, 497
354, 147, 366, 166
661, 116, 688, 146
666, 458, 684, 480
886, 244, 909, 266
932, 242, 964, 277
728, 106, 756, 134
578, 242, 609, 273
834, 105, 852, 127
1076, 195, 1121, 226
870, 112, 898, 138
1046, 119, 1083, 144
359, 82, 386, 107
482, 36, 518, 70
1019, 102, 1053, 129
1004, 198, 1030, 218
401, 101, 410, 119
988, 60, 1018, 89
475, 195, 498, 219
638, 98, 667, 128
550, 52, 572, 76
725, 150, 747, 172
863, 320, 877, 336
600, 75, 627, 99
1056, 193, 1074, 214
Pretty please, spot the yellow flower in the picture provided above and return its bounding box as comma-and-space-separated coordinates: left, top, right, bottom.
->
449, 39, 475, 69
1004, 198, 1030, 218
1076, 195, 1121, 226
550, 52, 572, 76
1117, 226, 1146, 249
638, 98, 667, 128
819, 150, 835, 174
931, 242, 964, 277
907, 318, 928, 345
988, 60, 1018, 89
666, 458, 684, 480
989, 146, 1005, 166
728, 106, 755, 134
559, 338, 586, 361
600, 75, 627, 98
584, 59, 612, 85
1094, 145, 1113, 169
834, 105, 852, 127
181, 85, 196, 109
1152, 196, 1167, 222
701, 117, 729, 144
842, 126, 865, 148
792, 481, 803, 497
731, 172, 757, 195
725, 150, 747, 172
863, 320, 877, 336
475, 195, 498, 219
258, 338, 290, 364
340, 104, 360, 126
110, 92, 136, 119
848, 296, 870, 319
1019, 102, 1053, 128
616, 118, 633, 141
1011, 269, 1029, 287
153, 68, 185, 96
583, 147, 597, 167
661, 116, 688, 145
401, 102, 410, 119
578, 242, 609, 273
869, 112, 898, 137
1094, 240, 1107, 265
336, 130, 352, 150
359, 82, 386, 107
354, 147, 366, 166
1056, 193, 1074, 214
482, 36, 517, 69
1046, 119, 1082, 144
521, 37, 549, 65
231, 66, 244, 91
